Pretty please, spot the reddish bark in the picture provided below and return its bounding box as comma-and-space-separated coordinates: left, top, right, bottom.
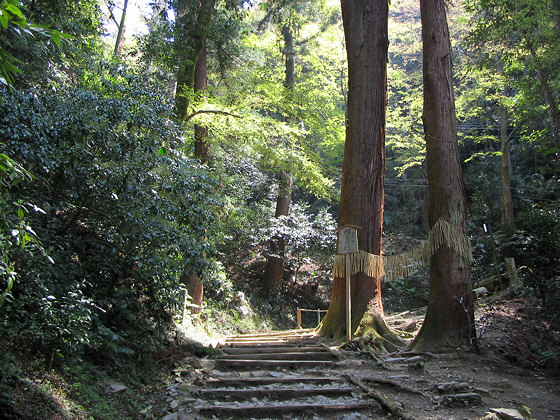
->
188, 274, 203, 314
320, 0, 389, 338
264, 23, 296, 294
194, 42, 209, 163
412, 0, 475, 351
265, 171, 293, 294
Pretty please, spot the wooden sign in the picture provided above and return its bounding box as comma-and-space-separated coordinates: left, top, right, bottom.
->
336, 224, 360, 341
337, 225, 359, 254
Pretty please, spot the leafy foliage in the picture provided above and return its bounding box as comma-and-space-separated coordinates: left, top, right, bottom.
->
260, 203, 336, 270
0, 0, 72, 86
503, 204, 560, 304
0, 64, 220, 358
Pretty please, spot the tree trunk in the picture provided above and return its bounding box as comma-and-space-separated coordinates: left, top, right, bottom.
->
500, 100, 515, 232
320, 0, 396, 343
412, 0, 475, 351
182, 43, 211, 311
194, 42, 209, 163
183, 273, 203, 314
174, 0, 217, 121
527, 40, 560, 146
114, 0, 128, 57
264, 23, 296, 294
265, 171, 293, 294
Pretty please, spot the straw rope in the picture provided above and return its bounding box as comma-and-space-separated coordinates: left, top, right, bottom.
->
333, 218, 473, 281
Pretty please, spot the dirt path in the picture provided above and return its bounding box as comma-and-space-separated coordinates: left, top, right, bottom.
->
156, 328, 560, 419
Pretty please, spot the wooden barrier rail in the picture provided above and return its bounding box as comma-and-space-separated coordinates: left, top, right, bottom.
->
296, 308, 328, 329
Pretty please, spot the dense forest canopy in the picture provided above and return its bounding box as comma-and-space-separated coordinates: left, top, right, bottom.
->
1, 0, 559, 416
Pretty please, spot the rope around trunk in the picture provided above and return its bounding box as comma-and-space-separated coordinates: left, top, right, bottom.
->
333, 218, 473, 282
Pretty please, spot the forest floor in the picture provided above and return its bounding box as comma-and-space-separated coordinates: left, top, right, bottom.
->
3, 289, 559, 419
145, 293, 560, 420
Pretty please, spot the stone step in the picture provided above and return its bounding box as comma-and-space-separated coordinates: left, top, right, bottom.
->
196, 386, 355, 400
215, 359, 337, 370
224, 336, 317, 345
223, 345, 328, 355
195, 401, 376, 417
224, 340, 321, 348
203, 376, 341, 388
219, 351, 333, 361
226, 328, 315, 338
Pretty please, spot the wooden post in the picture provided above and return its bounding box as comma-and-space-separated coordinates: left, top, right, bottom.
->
336, 224, 360, 342
345, 253, 352, 341
182, 289, 188, 325
484, 222, 502, 287
505, 257, 518, 285
317, 309, 321, 326
297, 308, 302, 329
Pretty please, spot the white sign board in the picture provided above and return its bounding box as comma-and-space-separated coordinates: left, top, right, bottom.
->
337, 226, 358, 254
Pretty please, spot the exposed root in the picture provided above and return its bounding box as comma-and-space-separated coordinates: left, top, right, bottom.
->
353, 310, 408, 354
345, 374, 419, 420
361, 376, 431, 398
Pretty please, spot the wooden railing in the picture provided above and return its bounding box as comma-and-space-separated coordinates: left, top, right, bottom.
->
296, 308, 328, 329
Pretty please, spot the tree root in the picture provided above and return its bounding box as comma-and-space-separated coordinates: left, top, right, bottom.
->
353, 310, 408, 354
361, 376, 431, 398
345, 374, 419, 420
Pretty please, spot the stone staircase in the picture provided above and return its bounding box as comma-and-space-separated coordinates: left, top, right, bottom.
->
175, 329, 381, 419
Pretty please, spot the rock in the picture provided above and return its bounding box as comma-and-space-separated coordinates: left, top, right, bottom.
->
480, 414, 500, 420
104, 380, 128, 393
494, 379, 512, 389
488, 408, 525, 420
404, 321, 417, 332
407, 361, 425, 374
434, 382, 470, 393
441, 392, 483, 407
199, 358, 216, 371
169, 400, 179, 412
161, 413, 177, 420
182, 356, 202, 369
473, 286, 489, 297
331, 349, 344, 360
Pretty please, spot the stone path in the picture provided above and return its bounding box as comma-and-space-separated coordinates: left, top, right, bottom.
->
158, 326, 557, 419
168, 329, 383, 419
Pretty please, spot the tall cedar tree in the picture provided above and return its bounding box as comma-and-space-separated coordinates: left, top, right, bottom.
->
320, 0, 401, 347
412, 0, 476, 351
174, 0, 216, 311
175, 0, 217, 120
185, 42, 210, 314
265, 23, 295, 294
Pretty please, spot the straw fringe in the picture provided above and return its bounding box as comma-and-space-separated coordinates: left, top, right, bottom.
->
333, 218, 473, 282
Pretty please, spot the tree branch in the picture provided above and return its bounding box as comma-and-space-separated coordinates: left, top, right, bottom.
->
184, 109, 240, 122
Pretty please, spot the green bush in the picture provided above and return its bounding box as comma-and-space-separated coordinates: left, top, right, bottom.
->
0, 65, 221, 359
502, 204, 560, 318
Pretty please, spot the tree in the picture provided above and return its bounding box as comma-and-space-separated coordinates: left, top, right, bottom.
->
412, 0, 475, 351
319, 0, 401, 348
464, 0, 560, 151
254, 0, 339, 295
264, 17, 295, 295
499, 91, 516, 232
108, 0, 129, 57
174, 0, 217, 120
185, 40, 210, 314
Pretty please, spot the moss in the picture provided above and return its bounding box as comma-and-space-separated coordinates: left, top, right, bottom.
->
355, 309, 407, 353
